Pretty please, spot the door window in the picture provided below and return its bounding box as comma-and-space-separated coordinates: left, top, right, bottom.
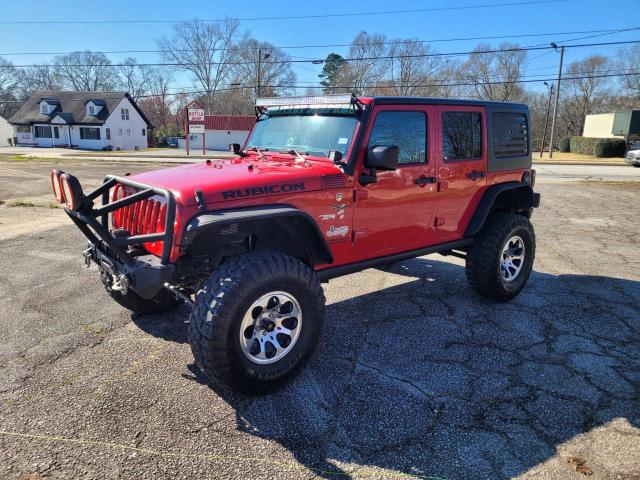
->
442, 111, 482, 161
53, 127, 59, 139
368, 111, 427, 164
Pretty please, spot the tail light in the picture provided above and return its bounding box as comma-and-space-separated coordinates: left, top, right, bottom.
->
59, 173, 82, 211
50, 169, 65, 203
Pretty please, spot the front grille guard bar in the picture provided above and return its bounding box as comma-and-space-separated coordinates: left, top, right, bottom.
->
65, 175, 176, 265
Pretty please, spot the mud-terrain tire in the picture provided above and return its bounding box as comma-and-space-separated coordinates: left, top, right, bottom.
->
105, 285, 182, 315
189, 252, 326, 393
466, 213, 535, 301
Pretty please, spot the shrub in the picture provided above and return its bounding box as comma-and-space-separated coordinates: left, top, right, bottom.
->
594, 138, 626, 158
569, 137, 600, 155
558, 137, 571, 152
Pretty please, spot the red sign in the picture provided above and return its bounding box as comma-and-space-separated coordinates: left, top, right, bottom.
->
187, 108, 205, 122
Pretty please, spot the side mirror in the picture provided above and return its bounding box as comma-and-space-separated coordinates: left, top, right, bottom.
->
365, 145, 399, 171
229, 143, 241, 154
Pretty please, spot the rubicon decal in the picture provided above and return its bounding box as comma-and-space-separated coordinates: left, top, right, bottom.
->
326, 225, 349, 238
222, 182, 305, 199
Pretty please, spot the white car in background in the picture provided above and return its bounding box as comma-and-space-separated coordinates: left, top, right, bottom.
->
625, 143, 640, 167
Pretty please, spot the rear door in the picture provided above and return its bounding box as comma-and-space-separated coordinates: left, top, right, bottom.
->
435, 106, 487, 241
352, 105, 437, 255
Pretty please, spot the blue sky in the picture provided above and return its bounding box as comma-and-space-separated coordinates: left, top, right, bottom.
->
1, 0, 638, 93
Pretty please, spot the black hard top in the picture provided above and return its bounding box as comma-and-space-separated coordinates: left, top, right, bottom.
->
370, 96, 528, 110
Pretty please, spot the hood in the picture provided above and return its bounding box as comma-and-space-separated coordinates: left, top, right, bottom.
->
129, 155, 345, 206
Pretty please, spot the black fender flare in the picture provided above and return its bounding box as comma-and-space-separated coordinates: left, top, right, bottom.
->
464, 182, 540, 238
181, 204, 333, 265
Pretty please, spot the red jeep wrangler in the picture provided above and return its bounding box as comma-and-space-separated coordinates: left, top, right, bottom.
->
52, 94, 540, 393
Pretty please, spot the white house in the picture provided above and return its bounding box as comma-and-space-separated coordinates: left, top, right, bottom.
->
178, 115, 255, 151
9, 90, 152, 150
0, 115, 12, 146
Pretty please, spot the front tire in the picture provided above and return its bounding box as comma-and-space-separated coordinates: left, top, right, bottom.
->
466, 213, 535, 301
189, 252, 326, 393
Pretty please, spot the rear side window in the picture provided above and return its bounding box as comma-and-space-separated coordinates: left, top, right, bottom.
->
368, 111, 427, 164
493, 112, 528, 157
442, 111, 482, 160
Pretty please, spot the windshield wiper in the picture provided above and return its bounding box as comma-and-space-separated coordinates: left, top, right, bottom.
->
285, 149, 307, 161
245, 145, 266, 160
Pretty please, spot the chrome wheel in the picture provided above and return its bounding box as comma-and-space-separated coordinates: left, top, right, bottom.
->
239, 291, 302, 365
501, 235, 525, 282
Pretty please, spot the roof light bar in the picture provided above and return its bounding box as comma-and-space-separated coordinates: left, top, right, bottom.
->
255, 94, 356, 108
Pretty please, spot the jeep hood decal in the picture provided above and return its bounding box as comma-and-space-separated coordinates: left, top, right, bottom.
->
128, 156, 343, 206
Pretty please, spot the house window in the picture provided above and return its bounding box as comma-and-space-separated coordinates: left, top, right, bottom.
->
34, 126, 52, 138
442, 111, 482, 161
368, 111, 427, 164
106, 128, 111, 140
88, 105, 95, 115
16, 126, 30, 133
40, 103, 48, 114
79, 127, 101, 140
492, 112, 529, 157
53, 127, 59, 139
118, 129, 122, 136
121, 108, 129, 121
126, 129, 130, 136
141, 128, 146, 136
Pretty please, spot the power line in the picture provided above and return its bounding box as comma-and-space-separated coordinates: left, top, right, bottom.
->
0, 0, 569, 25
1, 26, 637, 56
0, 27, 640, 57
2, 70, 637, 104
2, 39, 639, 69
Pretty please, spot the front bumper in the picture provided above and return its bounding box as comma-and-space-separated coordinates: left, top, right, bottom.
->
625, 155, 640, 166
62, 173, 177, 299
84, 242, 174, 299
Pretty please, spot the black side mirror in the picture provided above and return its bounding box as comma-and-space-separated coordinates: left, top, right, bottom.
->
360, 145, 399, 185
365, 145, 399, 171
229, 143, 241, 154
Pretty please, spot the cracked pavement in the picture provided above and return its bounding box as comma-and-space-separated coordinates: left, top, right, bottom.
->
0, 160, 639, 479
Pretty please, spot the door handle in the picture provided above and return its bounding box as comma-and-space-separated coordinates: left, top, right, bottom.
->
414, 175, 437, 186
467, 170, 485, 180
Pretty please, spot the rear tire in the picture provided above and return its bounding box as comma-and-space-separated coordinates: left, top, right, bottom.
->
189, 252, 326, 394
466, 213, 535, 301
105, 285, 182, 315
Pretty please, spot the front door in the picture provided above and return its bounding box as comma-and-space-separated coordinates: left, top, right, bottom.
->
435, 106, 487, 241
352, 106, 437, 255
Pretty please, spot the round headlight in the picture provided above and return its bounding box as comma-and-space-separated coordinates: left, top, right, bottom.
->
50, 169, 65, 203
60, 174, 77, 210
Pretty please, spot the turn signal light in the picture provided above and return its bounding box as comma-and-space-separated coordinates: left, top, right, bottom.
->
50, 169, 65, 203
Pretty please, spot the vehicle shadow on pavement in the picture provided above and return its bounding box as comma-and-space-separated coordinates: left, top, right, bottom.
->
134, 257, 640, 479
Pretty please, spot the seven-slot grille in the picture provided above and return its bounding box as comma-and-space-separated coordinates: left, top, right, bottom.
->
111, 184, 167, 237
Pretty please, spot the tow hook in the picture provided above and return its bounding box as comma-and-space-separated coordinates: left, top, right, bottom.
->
111, 274, 130, 295
83, 247, 93, 268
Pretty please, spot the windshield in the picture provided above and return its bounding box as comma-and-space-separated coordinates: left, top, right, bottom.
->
246, 111, 359, 157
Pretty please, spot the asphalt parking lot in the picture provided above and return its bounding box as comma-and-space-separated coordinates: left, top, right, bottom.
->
0, 159, 639, 479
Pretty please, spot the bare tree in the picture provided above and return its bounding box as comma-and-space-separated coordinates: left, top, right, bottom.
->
144, 68, 174, 127
230, 38, 296, 101
117, 58, 152, 101
461, 43, 527, 101
158, 19, 240, 113
616, 45, 640, 102
53, 51, 118, 91
342, 32, 388, 95
559, 55, 612, 136
18, 63, 63, 97
0, 57, 20, 117
388, 40, 443, 96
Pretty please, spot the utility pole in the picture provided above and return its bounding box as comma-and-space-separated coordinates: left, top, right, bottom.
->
255, 49, 270, 98
540, 81, 554, 158
256, 48, 262, 98
548, 44, 564, 159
